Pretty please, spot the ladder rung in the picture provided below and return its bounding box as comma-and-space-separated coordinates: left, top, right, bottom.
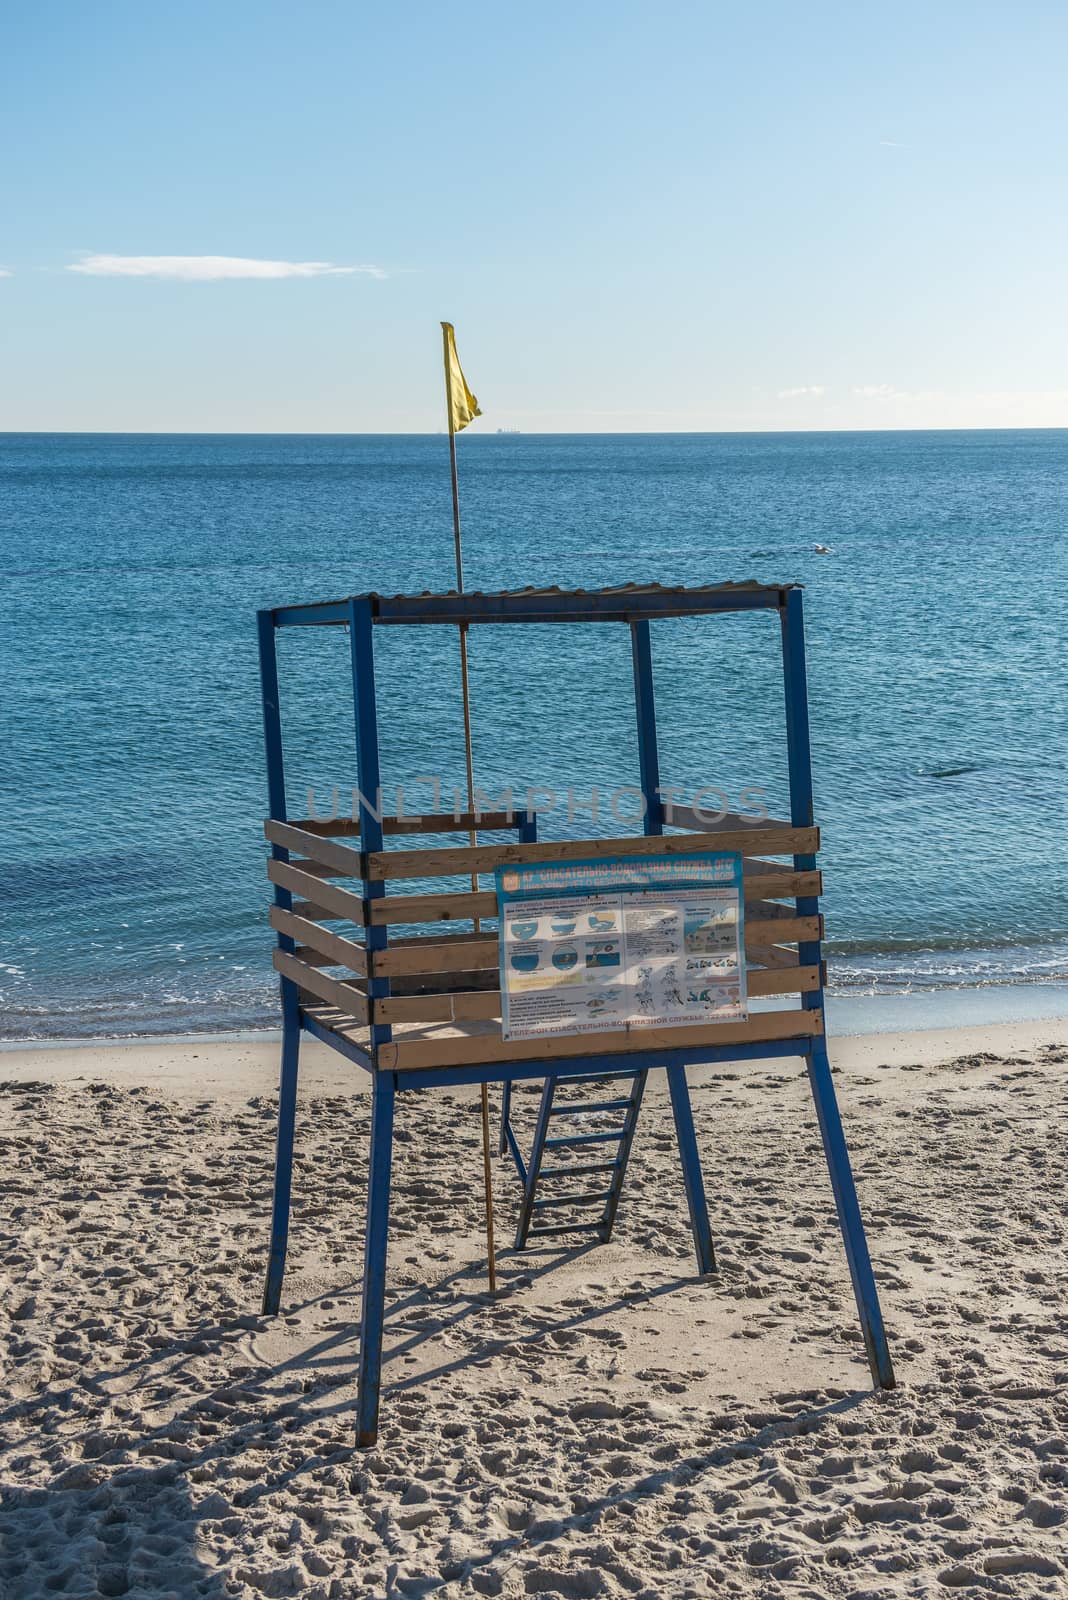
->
528, 1221, 605, 1238
549, 1097, 633, 1116
543, 1129, 627, 1149
539, 1161, 619, 1180
531, 1190, 612, 1210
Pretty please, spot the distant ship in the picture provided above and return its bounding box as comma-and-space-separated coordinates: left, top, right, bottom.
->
496, 428, 521, 435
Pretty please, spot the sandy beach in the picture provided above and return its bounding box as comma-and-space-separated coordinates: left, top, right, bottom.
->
2, 1015, 1067, 1598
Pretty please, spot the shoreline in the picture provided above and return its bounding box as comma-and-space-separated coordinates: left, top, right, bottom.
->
1, 1012, 1065, 1103
3, 975, 1067, 1054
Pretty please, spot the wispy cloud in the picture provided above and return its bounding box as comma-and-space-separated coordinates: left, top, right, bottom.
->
777, 385, 826, 399
0, 268, 12, 278
66, 254, 386, 281
879, 140, 908, 148
852, 383, 903, 399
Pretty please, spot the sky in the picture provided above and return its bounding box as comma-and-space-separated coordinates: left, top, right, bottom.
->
3, 1, 1068, 432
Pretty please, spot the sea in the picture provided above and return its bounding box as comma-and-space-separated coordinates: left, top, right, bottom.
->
2, 430, 1067, 1042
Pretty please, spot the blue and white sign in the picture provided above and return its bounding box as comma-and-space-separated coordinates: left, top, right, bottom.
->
495, 851, 747, 1040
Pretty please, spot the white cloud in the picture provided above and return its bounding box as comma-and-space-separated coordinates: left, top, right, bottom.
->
66, 254, 386, 281
879, 140, 907, 148
0, 268, 12, 278
777, 385, 826, 399
852, 383, 902, 399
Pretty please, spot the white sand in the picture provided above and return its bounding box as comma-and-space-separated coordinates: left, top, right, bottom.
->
2, 1016, 1067, 1598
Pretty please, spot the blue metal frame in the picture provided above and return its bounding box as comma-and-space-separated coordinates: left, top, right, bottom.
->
630, 617, 714, 1273
256, 581, 895, 1446
666, 1065, 715, 1274
357, 1070, 395, 1446
348, 598, 392, 1057
259, 609, 302, 1316
630, 620, 664, 835
498, 810, 539, 1159
374, 1035, 813, 1092
780, 590, 895, 1390
347, 598, 396, 1444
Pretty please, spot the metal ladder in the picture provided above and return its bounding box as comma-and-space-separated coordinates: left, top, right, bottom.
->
506, 1069, 649, 1249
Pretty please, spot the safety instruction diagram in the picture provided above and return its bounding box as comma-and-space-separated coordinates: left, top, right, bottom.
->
495, 851, 747, 1040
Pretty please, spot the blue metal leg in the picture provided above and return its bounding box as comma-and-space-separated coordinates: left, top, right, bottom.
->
666, 1064, 715, 1274
257, 606, 302, 1317
514, 1078, 555, 1249
779, 589, 894, 1390
261, 980, 301, 1313
356, 1072, 396, 1447
805, 1038, 895, 1389
499, 1079, 512, 1157
630, 620, 664, 832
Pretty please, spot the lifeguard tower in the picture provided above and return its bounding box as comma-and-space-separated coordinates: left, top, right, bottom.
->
257, 580, 895, 1445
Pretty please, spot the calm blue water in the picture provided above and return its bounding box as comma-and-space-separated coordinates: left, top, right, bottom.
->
2, 430, 1067, 1040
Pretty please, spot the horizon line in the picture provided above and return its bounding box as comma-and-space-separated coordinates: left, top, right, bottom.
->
3, 424, 1068, 438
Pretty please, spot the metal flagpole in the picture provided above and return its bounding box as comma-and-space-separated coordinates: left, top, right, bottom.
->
442, 321, 497, 1295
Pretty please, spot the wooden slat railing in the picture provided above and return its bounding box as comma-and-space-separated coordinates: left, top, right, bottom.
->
361, 826, 818, 883
288, 810, 529, 838
371, 963, 821, 1027
273, 950, 369, 1022
376, 1008, 824, 1073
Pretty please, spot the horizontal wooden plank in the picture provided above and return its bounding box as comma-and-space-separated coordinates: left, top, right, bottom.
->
365, 826, 820, 883
287, 810, 529, 838
374, 932, 499, 978
274, 856, 817, 912
742, 866, 822, 899
292, 958, 494, 993
367, 893, 821, 935
267, 861, 367, 926
745, 914, 822, 945
666, 807, 792, 833
750, 964, 821, 998
289, 898, 340, 922
266, 820, 366, 876
270, 906, 368, 976
377, 1007, 823, 1072
374, 935, 811, 986
746, 899, 803, 922
746, 943, 801, 971
283, 857, 363, 881
368, 889, 498, 927
392, 968, 497, 996
273, 949, 369, 1022
370, 964, 822, 1026
293, 945, 339, 968
374, 989, 504, 1025
282, 860, 818, 906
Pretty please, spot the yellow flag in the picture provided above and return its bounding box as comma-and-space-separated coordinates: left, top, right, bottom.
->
442, 322, 481, 433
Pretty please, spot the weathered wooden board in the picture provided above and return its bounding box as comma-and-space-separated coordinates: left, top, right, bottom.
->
374, 932, 499, 978
664, 806, 792, 833
741, 867, 822, 898
745, 914, 822, 945
370, 963, 821, 1026
746, 943, 802, 971
377, 1007, 823, 1072
364, 826, 819, 883
267, 860, 368, 925
368, 890, 498, 926
265, 821, 366, 876
269, 906, 368, 975
287, 810, 526, 838
273, 949, 369, 1022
